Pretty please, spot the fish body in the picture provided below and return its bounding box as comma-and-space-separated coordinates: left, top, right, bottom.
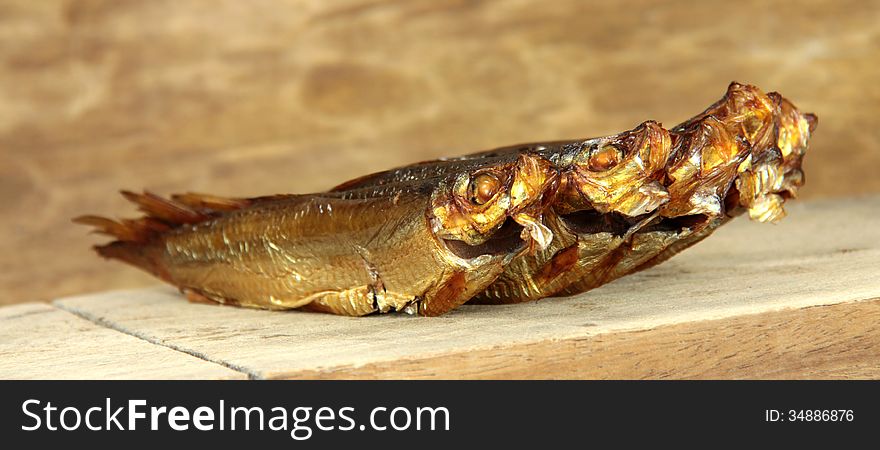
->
77, 154, 558, 316
76, 82, 816, 316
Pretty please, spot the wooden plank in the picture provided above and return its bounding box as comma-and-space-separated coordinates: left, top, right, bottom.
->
2, 0, 880, 306
0, 303, 247, 380
292, 298, 880, 379
53, 196, 880, 379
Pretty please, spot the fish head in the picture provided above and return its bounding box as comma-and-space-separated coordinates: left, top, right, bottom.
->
559, 120, 672, 217
430, 153, 559, 256
703, 82, 779, 149
733, 93, 817, 223
654, 82, 814, 223
660, 116, 753, 218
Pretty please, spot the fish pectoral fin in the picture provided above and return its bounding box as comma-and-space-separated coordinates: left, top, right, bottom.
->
182, 288, 217, 305
181, 287, 241, 307
419, 262, 506, 316
512, 213, 554, 252
297, 287, 380, 316
419, 271, 468, 317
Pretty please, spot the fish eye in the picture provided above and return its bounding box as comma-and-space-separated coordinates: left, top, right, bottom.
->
588, 143, 622, 171
467, 173, 501, 205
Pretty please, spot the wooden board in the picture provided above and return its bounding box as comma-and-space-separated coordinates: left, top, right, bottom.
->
47, 195, 880, 379
2, 0, 880, 306
0, 303, 246, 379
286, 299, 880, 379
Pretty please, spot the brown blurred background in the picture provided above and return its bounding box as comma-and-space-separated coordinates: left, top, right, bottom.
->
1, 0, 878, 306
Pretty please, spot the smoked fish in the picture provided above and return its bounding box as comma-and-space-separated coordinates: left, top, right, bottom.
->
77, 82, 816, 315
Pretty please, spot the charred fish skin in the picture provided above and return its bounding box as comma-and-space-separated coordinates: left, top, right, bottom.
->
74, 154, 559, 316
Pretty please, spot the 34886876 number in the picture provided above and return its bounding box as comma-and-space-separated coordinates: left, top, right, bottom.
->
788, 410, 854, 422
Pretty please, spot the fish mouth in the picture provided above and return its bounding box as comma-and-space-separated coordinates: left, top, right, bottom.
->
442, 219, 526, 260
558, 210, 634, 236
560, 209, 710, 236
637, 214, 711, 233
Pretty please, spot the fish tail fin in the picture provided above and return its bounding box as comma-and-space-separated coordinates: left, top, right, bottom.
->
73, 190, 219, 280
92, 240, 172, 282
119, 190, 209, 225
74, 190, 297, 278
69, 215, 170, 281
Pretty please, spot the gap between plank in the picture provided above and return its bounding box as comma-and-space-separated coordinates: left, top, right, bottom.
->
54, 301, 263, 380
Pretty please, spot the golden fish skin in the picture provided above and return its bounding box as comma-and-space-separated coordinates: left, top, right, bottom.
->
75, 154, 558, 316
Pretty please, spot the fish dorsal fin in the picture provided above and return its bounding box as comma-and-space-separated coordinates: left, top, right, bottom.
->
169, 192, 253, 212
73, 191, 305, 243
121, 190, 208, 224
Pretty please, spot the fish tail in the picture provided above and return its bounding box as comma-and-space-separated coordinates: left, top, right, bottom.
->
74, 190, 295, 278
73, 190, 238, 280
93, 240, 172, 282
71, 213, 170, 281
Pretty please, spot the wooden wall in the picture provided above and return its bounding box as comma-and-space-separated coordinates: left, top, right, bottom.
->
2, 0, 878, 305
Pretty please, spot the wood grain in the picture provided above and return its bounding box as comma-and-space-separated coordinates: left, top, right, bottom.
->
2, 0, 879, 306
288, 298, 880, 379
0, 303, 246, 379
51, 196, 880, 379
